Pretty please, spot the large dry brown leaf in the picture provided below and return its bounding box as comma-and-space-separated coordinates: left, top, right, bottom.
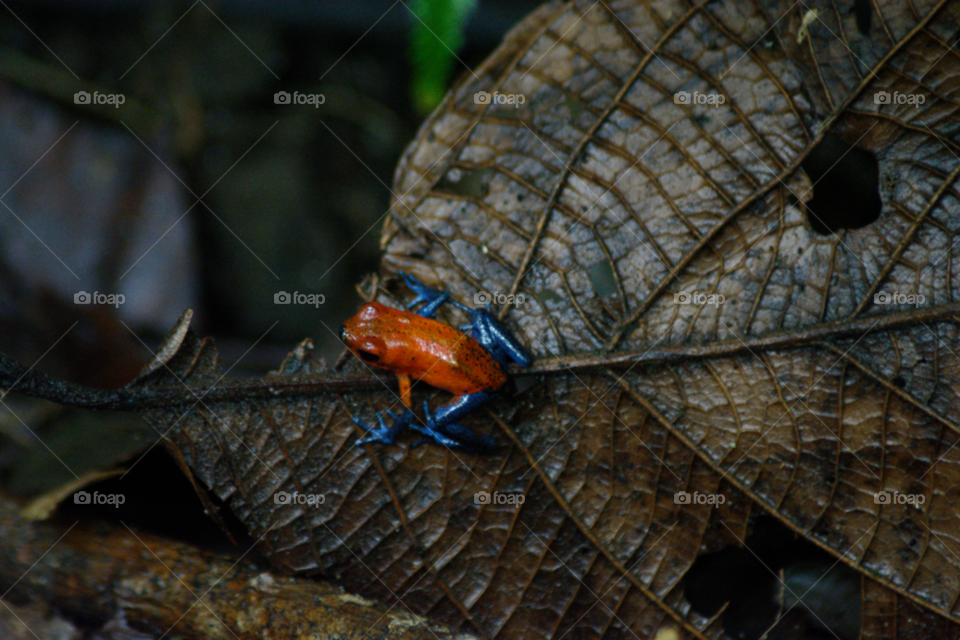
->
7, 0, 960, 638
374, 0, 960, 635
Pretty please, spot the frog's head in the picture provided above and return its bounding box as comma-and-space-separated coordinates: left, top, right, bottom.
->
339, 302, 390, 366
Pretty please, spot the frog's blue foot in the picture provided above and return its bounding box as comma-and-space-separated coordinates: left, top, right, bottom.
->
354, 409, 413, 446
399, 271, 450, 318
410, 400, 497, 453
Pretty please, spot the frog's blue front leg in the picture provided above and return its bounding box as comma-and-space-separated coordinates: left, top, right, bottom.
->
399, 271, 449, 318
354, 408, 414, 446
410, 395, 497, 453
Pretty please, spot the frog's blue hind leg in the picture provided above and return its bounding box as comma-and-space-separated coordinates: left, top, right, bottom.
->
354, 408, 414, 446
410, 396, 497, 453
450, 301, 533, 368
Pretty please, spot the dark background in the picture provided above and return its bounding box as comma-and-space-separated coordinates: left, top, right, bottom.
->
0, 0, 540, 378
0, 0, 541, 627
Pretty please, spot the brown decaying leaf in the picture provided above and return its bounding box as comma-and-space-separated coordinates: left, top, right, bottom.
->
5, 0, 960, 638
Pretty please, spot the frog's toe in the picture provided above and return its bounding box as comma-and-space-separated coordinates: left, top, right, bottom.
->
400, 272, 450, 316
400, 272, 430, 302
355, 431, 392, 446
354, 410, 409, 446
409, 424, 465, 450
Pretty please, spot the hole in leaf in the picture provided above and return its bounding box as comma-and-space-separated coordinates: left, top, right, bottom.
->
512, 374, 539, 394
588, 261, 618, 297
434, 166, 494, 198
682, 516, 861, 640
536, 288, 564, 306
801, 134, 881, 235
57, 448, 247, 549
854, 0, 872, 35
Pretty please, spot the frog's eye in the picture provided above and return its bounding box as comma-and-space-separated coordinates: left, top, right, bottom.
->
352, 336, 386, 364
356, 349, 380, 363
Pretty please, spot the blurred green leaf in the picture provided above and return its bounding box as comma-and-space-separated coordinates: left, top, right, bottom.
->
408, 0, 477, 115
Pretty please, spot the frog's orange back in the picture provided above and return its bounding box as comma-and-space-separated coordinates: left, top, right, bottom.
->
340, 302, 507, 395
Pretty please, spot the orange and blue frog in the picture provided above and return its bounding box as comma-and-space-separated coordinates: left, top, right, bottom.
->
340, 272, 532, 453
